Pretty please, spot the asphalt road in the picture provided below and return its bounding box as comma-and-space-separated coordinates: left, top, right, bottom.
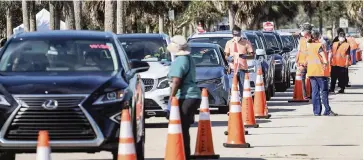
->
16, 62, 363, 160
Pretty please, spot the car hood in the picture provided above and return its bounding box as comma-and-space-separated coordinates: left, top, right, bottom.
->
196, 66, 225, 81
289, 49, 298, 56
0, 72, 124, 94
139, 62, 169, 79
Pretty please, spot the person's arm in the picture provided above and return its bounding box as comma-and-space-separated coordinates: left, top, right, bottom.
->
246, 41, 254, 55
224, 41, 231, 60
168, 57, 187, 101
345, 46, 351, 67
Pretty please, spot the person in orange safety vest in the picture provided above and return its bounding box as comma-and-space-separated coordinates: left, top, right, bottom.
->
329, 32, 351, 94
306, 30, 338, 116
296, 23, 312, 99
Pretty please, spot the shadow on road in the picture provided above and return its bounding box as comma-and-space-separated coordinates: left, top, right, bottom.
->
147, 158, 266, 160
146, 122, 168, 128
268, 108, 296, 113
269, 101, 307, 107
347, 84, 363, 89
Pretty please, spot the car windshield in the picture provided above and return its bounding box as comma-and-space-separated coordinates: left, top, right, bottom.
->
188, 37, 231, 49
190, 47, 220, 66
245, 34, 262, 52
118, 37, 170, 62
0, 38, 119, 72
263, 33, 279, 50
280, 35, 295, 49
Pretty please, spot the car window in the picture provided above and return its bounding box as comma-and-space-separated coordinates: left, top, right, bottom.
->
263, 33, 279, 50
0, 39, 120, 72
190, 47, 220, 66
118, 37, 170, 62
246, 34, 263, 51
219, 47, 228, 66
280, 35, 295, 49
115, 38, 131, 71
188, 37, 231, 49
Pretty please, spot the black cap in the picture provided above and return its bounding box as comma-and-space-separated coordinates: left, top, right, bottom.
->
232, 25, 241, 36
338, 32, 346, 37
311, 30, 321, 39
301, 23, 312, 31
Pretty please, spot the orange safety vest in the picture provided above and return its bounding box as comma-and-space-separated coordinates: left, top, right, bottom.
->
347, 37, 358, 50
306, 43, 330, 77
331, 42, 350, 67
297, 37, 309, 66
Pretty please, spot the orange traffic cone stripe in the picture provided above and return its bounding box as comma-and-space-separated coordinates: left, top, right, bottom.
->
117, 109, 137, 160
254, 66, 271, 119
241, 73, 259, 128
165, 97, 186, 160
37, 131, 51, 160
288, 70, 309, 103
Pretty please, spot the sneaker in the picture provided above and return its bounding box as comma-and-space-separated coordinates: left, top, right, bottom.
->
314, 114, 321, 116
323, 111, 338, 116
338, 89, 345, 94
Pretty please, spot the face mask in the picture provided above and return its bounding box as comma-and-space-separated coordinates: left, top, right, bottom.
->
300, 32, 305, 36
233, 36, 241, 42
339, 37, 345, 42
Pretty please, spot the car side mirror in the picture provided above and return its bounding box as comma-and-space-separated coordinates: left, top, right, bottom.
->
129, 59, 150, 73
255, 49, 267, 60
282, 47, 292, 53
266, 48, 275, 55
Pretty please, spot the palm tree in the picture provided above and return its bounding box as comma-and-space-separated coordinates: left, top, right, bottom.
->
116, 0, 124, 34
104, 0, 115, 32
22, 0, 29, 32
74, 0, 82, 30
49, 1, 61, 30
5, 2, 13, 38
29, 1, 36, 32
63, 1, 75, 30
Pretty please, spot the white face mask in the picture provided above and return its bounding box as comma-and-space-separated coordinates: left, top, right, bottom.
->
339, 37, 345, 42
233, 37, 241, 42
300, 32, 305, 36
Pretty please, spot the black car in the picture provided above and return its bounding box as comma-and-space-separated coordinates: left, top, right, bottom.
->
0, 31, 149, 160
262, 31, 291, 92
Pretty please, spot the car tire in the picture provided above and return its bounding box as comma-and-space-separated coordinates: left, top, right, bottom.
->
271, 83, 276, 97
275, 83, 287, 92
136, 114, 145, 160
0, 152, 15, 160
219, 95, 230, 114
265, 87, 271, 101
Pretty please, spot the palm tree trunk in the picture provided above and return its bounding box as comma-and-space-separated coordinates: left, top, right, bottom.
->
159, 13, 164, 33
49, 2, 60, 30
146, 24, 150, 33
22, 0, 29, 32
29, 1, 36, 32
74, 0, 82, 30
228, 3, 235, 30
189, 23, 193, 36
6, 4, 13, 38
104, 0, 116, 32
116, 0, 124, 34
182, 26, 187, 38
64, 2, 75, 30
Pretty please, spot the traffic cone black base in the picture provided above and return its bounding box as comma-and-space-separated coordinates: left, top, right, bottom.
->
245, 124, 259, 128
223, 142, 250, 148
255, 114, 271, 119
224, 130, 248, 135
288, 99, 309, 103
190, 154, 220, 159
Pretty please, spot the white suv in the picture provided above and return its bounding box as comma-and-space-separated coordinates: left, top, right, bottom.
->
117, 33, 171, 118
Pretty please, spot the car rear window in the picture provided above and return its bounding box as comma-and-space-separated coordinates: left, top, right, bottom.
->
190, 47, 220, 66
188, 37, 231, 49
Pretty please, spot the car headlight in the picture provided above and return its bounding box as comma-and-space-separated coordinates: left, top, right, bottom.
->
157, 77, 169, 89
0, 95, 10, 106
93, 90, 124, 105
197, 78, 222, 85
274, 59, 282, 65
248, 65, 256, 73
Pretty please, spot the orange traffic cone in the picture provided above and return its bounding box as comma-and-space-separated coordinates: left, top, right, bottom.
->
357, 49, 362, 61
241, 73, 259, 128
305, 78, 311, 98
288, 70, 309, 103
223, 74, 250, 148
225, 74, 248, 136
36, 131, 51, 160
254, 66, 271, 119
191, 88, 220, 159
117, 108, 137, 160
165, 97, 186, 160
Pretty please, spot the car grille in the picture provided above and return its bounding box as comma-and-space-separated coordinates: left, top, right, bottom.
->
4, 96, 96, 140
144, 99, 163, 110
142, 78, 155, 92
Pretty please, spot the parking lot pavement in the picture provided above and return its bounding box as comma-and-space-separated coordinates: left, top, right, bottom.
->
16, 62, 363, 160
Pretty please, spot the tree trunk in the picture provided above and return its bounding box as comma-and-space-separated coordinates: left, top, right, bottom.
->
189, 23, 193, 36
228, 3, 235, 30
22, 0, 29, 32
131, 13, 137, 33
158, 13, 164, 33
50, 2, 60, 30
182, 26, 187, 38
55, 3, 61, 30
29, 1, 36, 32
146, 24, 150, 33
116, 0, 124, 34
6, 4, 13, 38
73, 0, 82, 30
104, 1, 116, 32
64, 2, 75, 30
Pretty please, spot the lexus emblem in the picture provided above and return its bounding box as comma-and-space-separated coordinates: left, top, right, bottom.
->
42, 99, 58, 110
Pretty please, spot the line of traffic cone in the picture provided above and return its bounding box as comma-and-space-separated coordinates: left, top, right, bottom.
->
225, 74, 248, 135
254, 66, 271, 119
223, 74, 250, 148
117, 108, 137, 160
37, 131, 51, 160
190, 88, 220, 159
165, 97, 186, 160
241, 73, 259, 128
288, 70, 309, 103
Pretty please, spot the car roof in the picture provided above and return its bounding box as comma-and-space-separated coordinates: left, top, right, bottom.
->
13, 30, 115, 39
188, 42, 221, 48
190, 31, 254, 39
117, 33, 169, 39
276, 31, 293, 36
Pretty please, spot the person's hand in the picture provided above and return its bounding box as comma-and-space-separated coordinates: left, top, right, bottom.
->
298, 65, 305, 71
227, 56, 234, 63
322, 63, 328, 71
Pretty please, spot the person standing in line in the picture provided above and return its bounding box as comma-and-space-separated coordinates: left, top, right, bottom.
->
330, 32, 351, 93
332, 28, 352, 87
306, 30, 338, 116
166, 35, 201, 159
224, 25, 254, 98
296, 23, 312, 99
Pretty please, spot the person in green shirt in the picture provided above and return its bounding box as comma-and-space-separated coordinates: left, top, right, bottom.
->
166, 35, 201, 159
